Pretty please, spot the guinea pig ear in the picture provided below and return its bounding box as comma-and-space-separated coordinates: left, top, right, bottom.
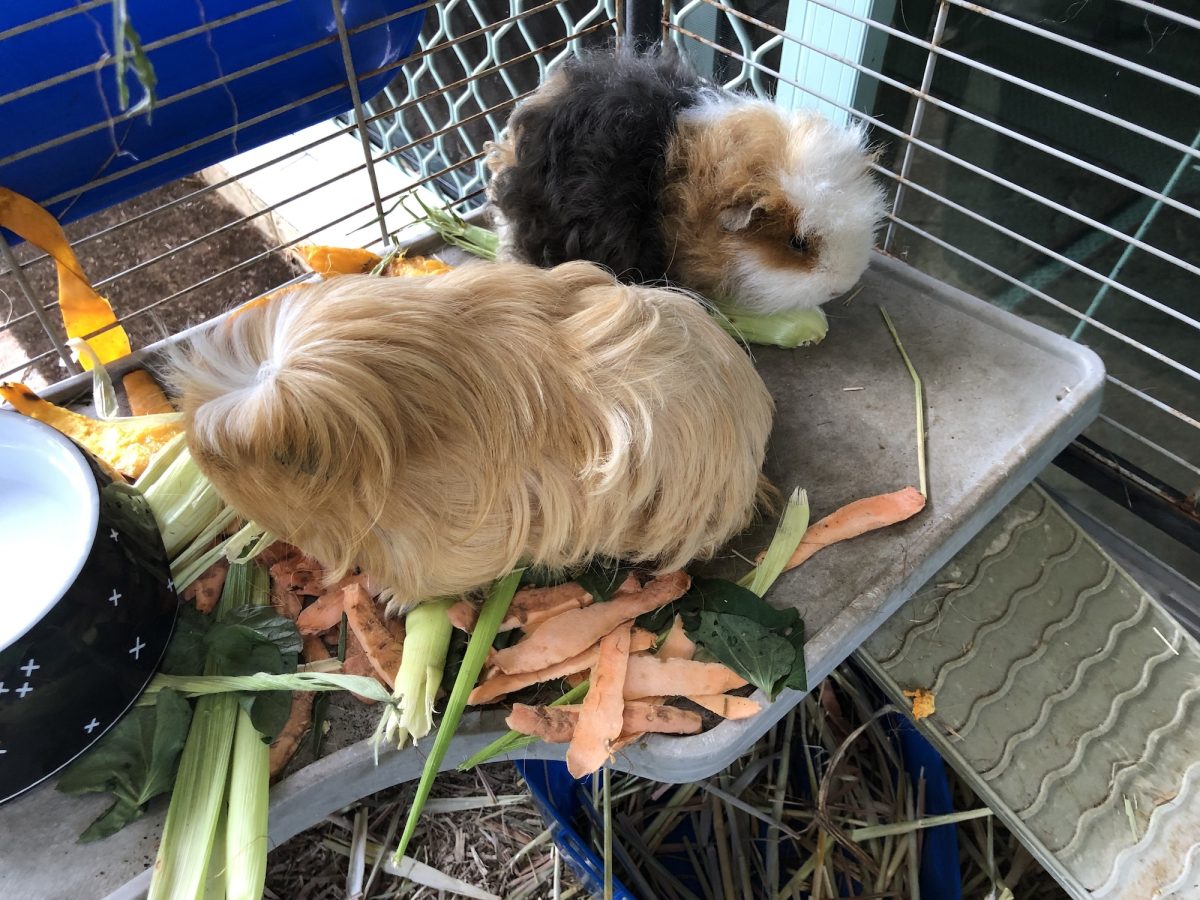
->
718, 202, 764, 233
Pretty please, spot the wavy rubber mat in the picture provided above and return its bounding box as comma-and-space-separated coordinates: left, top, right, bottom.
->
858, 483, 1200, 899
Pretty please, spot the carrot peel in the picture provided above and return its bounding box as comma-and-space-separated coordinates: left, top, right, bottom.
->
566, 621, 633, 778
777, 487, 926, 572
343, 584, 403, 689
491, 571, 690, 675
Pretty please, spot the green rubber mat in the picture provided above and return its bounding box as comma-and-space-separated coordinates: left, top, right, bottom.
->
857, 484, 1200, 899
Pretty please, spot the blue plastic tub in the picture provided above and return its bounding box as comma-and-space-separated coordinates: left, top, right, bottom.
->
518, 713, 962, 898
0, 0, 425, 230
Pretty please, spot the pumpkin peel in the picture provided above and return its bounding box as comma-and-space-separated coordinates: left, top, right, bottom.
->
0, 381, 181, 480
0, 187, 130, 367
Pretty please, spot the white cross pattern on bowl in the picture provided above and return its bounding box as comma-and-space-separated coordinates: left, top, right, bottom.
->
19, 659, 38, 677
14, 683, 32, 699
108, 589, 121, 606
109, 529, 119, 542
84, 718, 100, 734
129, 637, 146, 660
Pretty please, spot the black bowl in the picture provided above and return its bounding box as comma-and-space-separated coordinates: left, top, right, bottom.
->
0, 411, 177, 803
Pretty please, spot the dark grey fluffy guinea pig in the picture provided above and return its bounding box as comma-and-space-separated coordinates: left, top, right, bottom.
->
485, 45, 886, 314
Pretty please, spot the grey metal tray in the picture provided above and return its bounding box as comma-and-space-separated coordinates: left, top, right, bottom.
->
620, 250, 1103, 781
0, 248, 1104, 899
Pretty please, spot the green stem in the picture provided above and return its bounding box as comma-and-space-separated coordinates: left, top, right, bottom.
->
393, 570, 524, 862
879, 306, 928, 498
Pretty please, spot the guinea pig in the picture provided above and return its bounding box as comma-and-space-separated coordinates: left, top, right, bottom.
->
171, 261, 774, 614
486, 45, 886, 314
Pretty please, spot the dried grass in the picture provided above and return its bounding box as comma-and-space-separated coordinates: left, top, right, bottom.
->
265, 764, 575, 900
267, 663, 1069, 898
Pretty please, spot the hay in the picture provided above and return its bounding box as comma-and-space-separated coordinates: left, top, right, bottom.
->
265, 764, 576, 899
567, 662, 1067, 899
268, 662, 1069, 898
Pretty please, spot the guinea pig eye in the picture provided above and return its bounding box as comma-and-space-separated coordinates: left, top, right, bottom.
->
789, 235, 811, 254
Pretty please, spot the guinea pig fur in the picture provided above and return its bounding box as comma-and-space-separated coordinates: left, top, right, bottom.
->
486, 46, 886, 314
171, 261, 774, 615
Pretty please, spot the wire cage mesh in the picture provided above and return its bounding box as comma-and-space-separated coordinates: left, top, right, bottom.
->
0, 0, 1197, 555
344, 0, 618, 209
659, 0, 1200, 543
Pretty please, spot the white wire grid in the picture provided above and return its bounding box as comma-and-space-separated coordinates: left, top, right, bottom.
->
355, 0, 617, 206
0, 0, 1196, 508
667, 0, 1200, 501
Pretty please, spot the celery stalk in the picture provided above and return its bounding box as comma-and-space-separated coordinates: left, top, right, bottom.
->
170, 507, 238, 578
201, 803, 228, 900
148, 691, 237, 900
411, 210, 829, 348
134, 431, 188, 491
225, 706, 269, 900
714, 302, 829, 348
140, 672, 394, 705
394, 570, 523, 862
148, 562, 263, 900
223, 560, 273, 900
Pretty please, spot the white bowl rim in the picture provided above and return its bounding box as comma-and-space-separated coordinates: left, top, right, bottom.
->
0, 411, 100, 649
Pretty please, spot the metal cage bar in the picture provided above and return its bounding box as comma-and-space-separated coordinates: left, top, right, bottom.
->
1, 0, 1195, 542
0, 2, 618, 382
666, 0, 1200, 537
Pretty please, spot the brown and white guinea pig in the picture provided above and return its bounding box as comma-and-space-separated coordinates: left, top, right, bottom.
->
486, 45, 886, 314
171, 261, 774, 614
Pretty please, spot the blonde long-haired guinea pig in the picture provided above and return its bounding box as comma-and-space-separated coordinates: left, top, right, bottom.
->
486, 46, 886, 314
172, 261, 774, 614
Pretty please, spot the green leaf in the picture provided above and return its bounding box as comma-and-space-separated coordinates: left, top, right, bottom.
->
222, 606, 303, 659
204, 606, 300, 679
205, 625, 285, 678
783, 619, 808, 692
634, 604, 679, 635
686, 578, 800, 631
246, 690, 293, 743
520, 566, 568, 588
79, 796, 144, 843
158, 604, 211, 676
441, 627, 470, 695
680, 578, 807, 699
521, 558, 629, 601
574, 559, 633, 602
57, 689, 193, 842
692, 612, 796, 699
